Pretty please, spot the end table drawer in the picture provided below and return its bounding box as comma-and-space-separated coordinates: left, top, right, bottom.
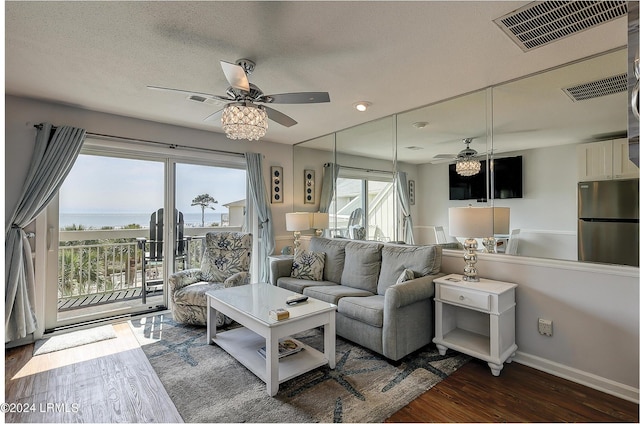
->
440, 286, 490, 311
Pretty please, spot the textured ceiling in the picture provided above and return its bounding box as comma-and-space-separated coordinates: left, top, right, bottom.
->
5, 1, 628, 152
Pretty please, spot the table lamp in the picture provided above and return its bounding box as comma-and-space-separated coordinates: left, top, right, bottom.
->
285, 212, 311, 254
449, 206, 494, 281
483, 207, 510, 253
311, 212, 329, 236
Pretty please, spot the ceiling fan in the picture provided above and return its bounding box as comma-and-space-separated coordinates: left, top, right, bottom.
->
432, 138, 486, 163
148, 58, 330, 129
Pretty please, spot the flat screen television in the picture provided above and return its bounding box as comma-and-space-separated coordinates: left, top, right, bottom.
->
449, 156, 523, 200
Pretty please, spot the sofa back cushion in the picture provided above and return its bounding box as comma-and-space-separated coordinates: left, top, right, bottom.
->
201, 232, 252, 282
377, 244, 442, 294
309, 237, 348, 283
341, 241, 383, 293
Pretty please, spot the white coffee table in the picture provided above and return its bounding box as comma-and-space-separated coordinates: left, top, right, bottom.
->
206, 284, 337, 396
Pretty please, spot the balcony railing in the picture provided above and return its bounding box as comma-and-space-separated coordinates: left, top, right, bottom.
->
57, 227, 241, 310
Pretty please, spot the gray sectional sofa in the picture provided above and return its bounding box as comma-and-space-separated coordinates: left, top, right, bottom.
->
269, 237, 444, 361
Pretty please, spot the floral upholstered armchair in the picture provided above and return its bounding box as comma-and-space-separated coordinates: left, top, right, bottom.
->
168, 231, 252, 326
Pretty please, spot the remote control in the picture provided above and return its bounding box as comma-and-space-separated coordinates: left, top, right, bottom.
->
286, 295, 308, 305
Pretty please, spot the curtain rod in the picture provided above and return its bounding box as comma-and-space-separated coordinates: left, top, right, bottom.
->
34, 123, 246, 158
326, 162, 394, 175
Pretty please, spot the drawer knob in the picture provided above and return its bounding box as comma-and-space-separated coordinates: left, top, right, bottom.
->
459, 295, 465, 301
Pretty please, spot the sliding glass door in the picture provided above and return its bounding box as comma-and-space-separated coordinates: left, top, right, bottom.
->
43, 141, 249, 330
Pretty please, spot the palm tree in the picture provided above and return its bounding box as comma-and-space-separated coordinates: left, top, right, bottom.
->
191, 194, 218, 227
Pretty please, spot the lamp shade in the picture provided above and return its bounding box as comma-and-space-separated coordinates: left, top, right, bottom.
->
285, 212, 311, 231
493, 207, 510, 235
311, 212, 329, 229
449, 207, 494, 238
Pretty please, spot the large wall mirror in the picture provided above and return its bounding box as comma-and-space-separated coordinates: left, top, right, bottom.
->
293, 47, 636, 267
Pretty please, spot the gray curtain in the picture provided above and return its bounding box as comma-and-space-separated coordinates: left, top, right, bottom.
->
397, 171, 414, 244
245, 152, 275, 283
5, 124, 86, 342
318, 162, 339, 213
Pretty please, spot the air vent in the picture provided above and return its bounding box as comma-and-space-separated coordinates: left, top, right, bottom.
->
188, 95, 207, 103
495, 1, 627, 51
563, 73, 628, 101
405, 146, 424, 150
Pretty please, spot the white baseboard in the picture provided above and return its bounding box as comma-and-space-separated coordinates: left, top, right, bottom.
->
513, 351, 639, 404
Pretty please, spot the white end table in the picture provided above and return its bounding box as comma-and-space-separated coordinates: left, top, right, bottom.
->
432, 274, 517, 376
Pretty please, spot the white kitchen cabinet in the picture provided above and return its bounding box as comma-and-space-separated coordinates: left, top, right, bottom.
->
577, 139, 638, 181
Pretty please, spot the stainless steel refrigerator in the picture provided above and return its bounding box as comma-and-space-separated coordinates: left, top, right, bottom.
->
578, 179, 639, 267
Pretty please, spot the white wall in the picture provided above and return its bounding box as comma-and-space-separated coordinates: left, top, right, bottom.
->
415, 143, 579, 260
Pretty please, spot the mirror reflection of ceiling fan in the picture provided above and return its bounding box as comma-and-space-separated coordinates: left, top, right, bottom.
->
148, 58, 330, 130
432, 138, 490, 164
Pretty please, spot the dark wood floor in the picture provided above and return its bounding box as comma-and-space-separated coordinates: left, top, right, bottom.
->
387, 358, 639, 422
5, 323, 638, 423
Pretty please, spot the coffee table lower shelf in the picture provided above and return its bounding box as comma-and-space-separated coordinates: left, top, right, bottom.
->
212, 327, 328, 385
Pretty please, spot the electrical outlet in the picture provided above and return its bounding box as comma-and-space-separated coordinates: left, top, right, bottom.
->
538, 318, 553, 336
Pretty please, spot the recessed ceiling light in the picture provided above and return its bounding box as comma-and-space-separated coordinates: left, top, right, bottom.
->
353, 101, 371, 112
412, 121, 429, 129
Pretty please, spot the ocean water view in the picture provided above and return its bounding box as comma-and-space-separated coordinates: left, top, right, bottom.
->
60, 212, 224, 229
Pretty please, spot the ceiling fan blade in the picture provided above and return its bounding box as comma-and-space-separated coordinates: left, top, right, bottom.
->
203, 109, 224, 123
220, 60, 250, 92
261, 92, 330, 104
147, 85, 231, 103
264, 106, 297, 127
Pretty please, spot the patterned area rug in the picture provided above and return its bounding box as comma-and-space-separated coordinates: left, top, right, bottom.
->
129, 313, 469, 423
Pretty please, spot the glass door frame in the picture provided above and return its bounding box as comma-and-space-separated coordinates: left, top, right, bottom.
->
40, 136, 250, 330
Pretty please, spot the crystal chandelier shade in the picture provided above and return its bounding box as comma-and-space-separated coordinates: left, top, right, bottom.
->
455, 138, 481, 176
456, 157, 482, 176
221, 102, 268, 141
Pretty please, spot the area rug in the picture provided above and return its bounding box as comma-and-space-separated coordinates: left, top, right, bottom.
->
33, 324, 117, 356
129, 313, 469, 423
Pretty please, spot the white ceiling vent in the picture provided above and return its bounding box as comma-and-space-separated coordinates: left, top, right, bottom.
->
563, 73, 628, 101
494, 1, 627, 51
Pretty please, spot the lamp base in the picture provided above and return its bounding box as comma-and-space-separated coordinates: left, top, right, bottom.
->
462, 238, 480, 282
293, 231, 301, 255
483, 237, 496, 253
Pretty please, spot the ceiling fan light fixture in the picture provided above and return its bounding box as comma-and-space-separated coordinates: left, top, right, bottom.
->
456, 158, 482, 176
221, 102, 268, 141
455, 138, 481, 176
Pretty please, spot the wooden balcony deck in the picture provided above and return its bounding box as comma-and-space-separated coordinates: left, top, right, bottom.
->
58, 287, 163, 311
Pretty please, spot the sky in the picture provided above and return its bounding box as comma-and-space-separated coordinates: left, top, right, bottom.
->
59, 155, 246, 214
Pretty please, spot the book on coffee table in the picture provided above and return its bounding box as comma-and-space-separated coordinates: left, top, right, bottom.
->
257, 338, 304, 360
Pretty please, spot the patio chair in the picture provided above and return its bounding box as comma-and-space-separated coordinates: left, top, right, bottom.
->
168, 231, 252, 326
137, 208, 189, 303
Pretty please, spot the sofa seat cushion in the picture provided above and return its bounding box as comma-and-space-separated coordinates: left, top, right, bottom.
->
341, 241, 383, 293
303, 285, 373, 305
309, 237, 349, 283
173, 281, 225, 307
337, 295, 385, 327
277, 278, 338, 294
377, 244, 442, 294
